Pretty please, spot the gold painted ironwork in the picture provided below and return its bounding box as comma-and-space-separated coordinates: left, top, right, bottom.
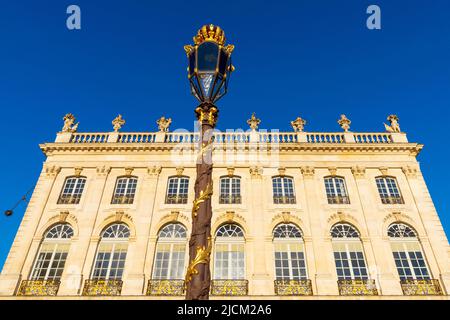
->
165, 194, 188, 204
184, 237, 212, 287
327, 195, 350, 205
17, 280, 60, 296
380, 195, 404, 205
191, 183, 213, 219
273, 195, 296, 204
337, 279, 378, 296
219, 195, 242, 204
147, 279, 185, 296
193, 24, 226, 46
195, 106, 218, 125
111, 195, 135, 205
400, 279, 443, 295
274, 279, 313, 296
82, 279, 123, 296
57, 194, 82, 205
211, 279, 248, 296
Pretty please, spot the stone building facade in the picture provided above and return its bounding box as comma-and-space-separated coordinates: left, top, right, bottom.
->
0, 113, 449, 299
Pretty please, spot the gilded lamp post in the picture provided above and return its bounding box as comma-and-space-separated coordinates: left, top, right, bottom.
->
183, 24, 234, 300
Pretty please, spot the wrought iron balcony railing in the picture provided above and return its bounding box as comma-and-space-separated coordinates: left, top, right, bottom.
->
380, 196, 404, 205
400, 279, 443, 295
219, 195, 242, 204
327, 195, 350, 205
57, 194, 82, 205
273, 195, 296, 205
211, 279, 248, 296
16, 280, 60, 296
111, 195, 135, 205
337, 279, 378, 296
146, 279, 185, 296
82, 279, 123, 296
165, 194, 188, 204
274, 279, 313, 296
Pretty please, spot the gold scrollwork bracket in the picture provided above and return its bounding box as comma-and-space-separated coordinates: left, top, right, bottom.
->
191, 183, 213, 219
184, 237, 212, 288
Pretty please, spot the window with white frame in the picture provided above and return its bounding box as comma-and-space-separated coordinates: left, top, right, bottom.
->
152, 224, 187, 280
214, 224, 245, 280
219, 176, 241, 204
91, 224, 130, 280
375, 177, 404, 204
165, 176, 189, 204
324, 176, 350, 204
111, 177, 138, 204
272, 176, 296, 204
58, 177, 86, 204
30, 224, 74, 281
273, 224, 307, 280
388, 223, 431, 280
331, 224, 369, 280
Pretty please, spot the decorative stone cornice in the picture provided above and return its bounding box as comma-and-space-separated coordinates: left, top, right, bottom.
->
249, 166, 263, 178
44, 164, 61, 177
351, 166, 366, 179
96, 165, 111, 177
402, 165, 418, 179
300, 166, 315, 178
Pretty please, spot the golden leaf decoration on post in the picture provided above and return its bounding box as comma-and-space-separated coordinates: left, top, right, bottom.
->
184, 237, 212, 287
191, 183, 213, 219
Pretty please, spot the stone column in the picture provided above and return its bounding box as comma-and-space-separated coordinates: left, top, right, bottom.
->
351, 166, 402, 295
248, 166, 271, 295
300, 166, 337, 295
121, 166, 162, 295
402, 166, 450, 294
0, 164, 60, 295
58, 166, 111, 295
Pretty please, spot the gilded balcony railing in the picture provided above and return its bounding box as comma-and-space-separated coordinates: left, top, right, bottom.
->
82, 279, 123, 296
274, 279, 313, 296
17, 280, 60, 296
327, 195, 350, 205
111, 195, 135, 205
57, 194, 82, 205
211, 280, 248, 296
219, 195, 242, 204
380, 196, 404, 205
273, 195, 296, 204
165, 194, 188, 204
400, 279, 443, 296
146, 279, 185, 296
338, 279, 378, 296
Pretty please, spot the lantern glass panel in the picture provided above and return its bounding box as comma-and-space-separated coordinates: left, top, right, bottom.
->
197, 42, 219, 71
189, 52, 195, 76
218, 49, 228, 75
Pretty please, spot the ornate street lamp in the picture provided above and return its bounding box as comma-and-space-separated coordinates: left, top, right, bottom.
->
183, 24, 234, 300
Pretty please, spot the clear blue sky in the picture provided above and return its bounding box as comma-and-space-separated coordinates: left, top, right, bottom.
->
0, 0, 449, 270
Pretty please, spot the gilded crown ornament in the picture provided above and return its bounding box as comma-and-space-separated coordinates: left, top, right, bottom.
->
194, 24, 226, 45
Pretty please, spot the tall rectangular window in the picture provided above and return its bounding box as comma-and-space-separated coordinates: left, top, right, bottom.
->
390, 242, 431, 280
58, 177, 86, 204
332, 242, 369, 280
272, 176, 296, 204
219, 176, 241, 204
165, 177, 189, 204
376, 177, 404, 204
274, 242, 307, 280
111, 177, 138, 204
324, 177, 350, 204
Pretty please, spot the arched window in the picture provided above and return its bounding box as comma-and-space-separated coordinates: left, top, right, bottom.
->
91, 223, 130, 280
324, 176, 350, 204
111, 177, 138, 204
272, 176, 296, 204
165, 176, 189, 204
219, 176, 241, 204
58, 176, 86, 204
331, 223, 369, 280
273, 224, 307, 280
388, 223, 431, 280
375, 176, 404, 204
152, 223, 188, 280
214, 224, 245, 280
29, 224, 74, 281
